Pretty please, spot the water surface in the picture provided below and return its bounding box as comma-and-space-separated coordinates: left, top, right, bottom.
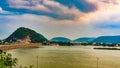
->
8, 46, 120, 68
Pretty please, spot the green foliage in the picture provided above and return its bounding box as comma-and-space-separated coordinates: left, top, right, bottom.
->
0, 50, 18, 68
6, 27, 48, 43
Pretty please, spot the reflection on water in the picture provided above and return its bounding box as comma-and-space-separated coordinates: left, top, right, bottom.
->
8, 46, 120, 68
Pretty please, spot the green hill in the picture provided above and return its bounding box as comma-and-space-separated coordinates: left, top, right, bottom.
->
74, 37, 95, 43
51, 37, 71, 42
5, 27, 48, 43
92, 36, 120, 44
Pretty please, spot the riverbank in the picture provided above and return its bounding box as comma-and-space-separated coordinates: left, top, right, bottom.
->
94, 47, 120, 50
0, 43, 42, 50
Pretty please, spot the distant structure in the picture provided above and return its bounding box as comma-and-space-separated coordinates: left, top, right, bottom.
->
17, 35, 31, 44
114, 44, 119, 48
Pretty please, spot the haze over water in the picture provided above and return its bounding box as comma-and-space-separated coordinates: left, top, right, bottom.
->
8, 46, 120, 68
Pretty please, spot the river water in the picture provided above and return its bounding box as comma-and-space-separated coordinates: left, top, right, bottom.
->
8, 46, 120, 68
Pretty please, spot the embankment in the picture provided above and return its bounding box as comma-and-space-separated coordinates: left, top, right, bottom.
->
0, 43, 42, 50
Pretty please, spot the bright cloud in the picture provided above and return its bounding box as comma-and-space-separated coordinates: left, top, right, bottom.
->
5, 0, 120, 24
0, 7, 2, 12
7, 0, 83, 20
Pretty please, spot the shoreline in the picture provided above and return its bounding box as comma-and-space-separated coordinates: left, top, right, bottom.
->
0, 43, 42, 50
94, 47, 120, 50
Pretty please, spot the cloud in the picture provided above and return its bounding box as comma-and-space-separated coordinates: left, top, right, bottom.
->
0, 0, 119, 24
54, 0, 97, 13
3, 0, 82, 20
73, 0, 120, 24
97, 24, 120, 29
7, 0, 51, 12
0, 7, 18, 15
0, 7, 2, 12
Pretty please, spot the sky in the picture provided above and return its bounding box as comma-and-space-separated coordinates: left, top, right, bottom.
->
0, 0, 120, 40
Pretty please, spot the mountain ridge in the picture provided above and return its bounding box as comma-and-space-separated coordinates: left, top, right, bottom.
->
74, 37, 95, 42
50, 37, 71, 42
92, 35, 120, 44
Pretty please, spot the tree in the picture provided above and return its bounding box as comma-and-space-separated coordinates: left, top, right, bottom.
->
0, 50, 18, 68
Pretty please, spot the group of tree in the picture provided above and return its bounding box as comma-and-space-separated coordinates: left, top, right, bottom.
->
0, 50, 17, 68
0, 50, 35, 68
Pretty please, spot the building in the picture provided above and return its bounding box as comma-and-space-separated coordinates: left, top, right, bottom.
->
17, 35, 31, 44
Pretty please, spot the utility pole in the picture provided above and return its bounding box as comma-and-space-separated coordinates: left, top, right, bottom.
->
37, 56, 39, 68
97, 57, 99, 68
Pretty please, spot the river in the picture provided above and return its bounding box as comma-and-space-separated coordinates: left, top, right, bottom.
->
8, 46, 120, 68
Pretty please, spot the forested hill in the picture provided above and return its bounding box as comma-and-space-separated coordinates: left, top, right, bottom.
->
51, 37, 71, 42
92, 36, 120, 44
5, 27, 48, 43
74, 37, 95, 43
